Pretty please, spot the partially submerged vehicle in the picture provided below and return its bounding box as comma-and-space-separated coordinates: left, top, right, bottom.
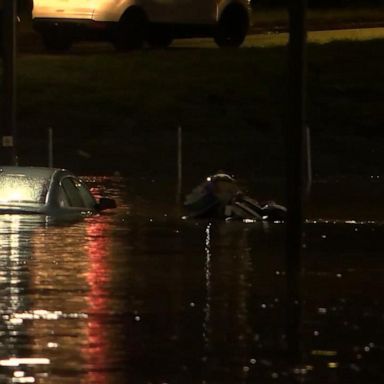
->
32, 0, 250, 51
184, 173, 286, 221
0, 167, 116, 216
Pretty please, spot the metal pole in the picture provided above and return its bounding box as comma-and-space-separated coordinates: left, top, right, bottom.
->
177, 126, 183, 204
48, 127, 53, 168
1, 0, 17, 165
286, 0, 307, 359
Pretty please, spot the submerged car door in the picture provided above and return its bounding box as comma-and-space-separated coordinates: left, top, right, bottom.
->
33, 0, 95, 19
176, 0, 217, 24
141, 0, 175, 23
147, 0, 216, 25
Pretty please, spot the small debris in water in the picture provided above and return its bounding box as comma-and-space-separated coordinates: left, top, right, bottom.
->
260, 359, 272, 367
349, 364, 361, 372
311, 350, 337, 357
77, 149, 91, 159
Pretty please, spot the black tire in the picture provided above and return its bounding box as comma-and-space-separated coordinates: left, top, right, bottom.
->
114, 7, 147, 51
41, 31, 72, 52
147, 32, 173, 49
146, 25, 173, 48
214, 5, 249, 48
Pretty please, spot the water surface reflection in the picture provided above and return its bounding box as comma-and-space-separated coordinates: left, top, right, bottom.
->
0, 177, 383, 383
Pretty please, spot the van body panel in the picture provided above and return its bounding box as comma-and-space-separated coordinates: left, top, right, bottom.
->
33, 0, 95, 20
32, 0, 250, 46
32, 0, 237, 24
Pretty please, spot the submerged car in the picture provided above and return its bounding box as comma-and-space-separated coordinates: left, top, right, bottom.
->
0, 166, 116, 216
32, 0, 250, 51
185, 173, 287, 221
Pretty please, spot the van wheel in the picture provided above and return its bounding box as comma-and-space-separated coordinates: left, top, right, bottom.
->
214, 5, 249, 48
41, 31, 73, 52
147, 31, 173, 49
114, 8, 147, 51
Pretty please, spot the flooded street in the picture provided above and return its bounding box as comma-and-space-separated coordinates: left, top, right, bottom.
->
0, 177, 383, 384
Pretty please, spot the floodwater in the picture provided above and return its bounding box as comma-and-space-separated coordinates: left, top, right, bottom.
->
0, 177, 383, 384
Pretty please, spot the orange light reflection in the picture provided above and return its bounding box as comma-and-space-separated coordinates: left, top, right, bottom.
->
83, 220, 110, 384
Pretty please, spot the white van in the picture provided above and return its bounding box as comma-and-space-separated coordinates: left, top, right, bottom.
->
32, 0, 250, 51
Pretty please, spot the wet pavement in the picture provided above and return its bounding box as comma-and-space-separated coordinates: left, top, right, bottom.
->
0, 176, 383, 384
19, 27, 384, 54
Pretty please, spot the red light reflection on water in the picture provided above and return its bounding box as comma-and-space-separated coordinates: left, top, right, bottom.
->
83, 220, 110, 384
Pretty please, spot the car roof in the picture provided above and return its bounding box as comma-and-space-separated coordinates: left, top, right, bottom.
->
0, 166, 67, 179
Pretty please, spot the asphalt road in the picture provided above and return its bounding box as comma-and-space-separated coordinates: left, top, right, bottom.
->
19, 27, 384, 54
172, 27, 384, 48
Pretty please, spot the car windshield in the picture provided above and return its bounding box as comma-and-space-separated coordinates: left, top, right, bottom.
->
0, 175, 50, 206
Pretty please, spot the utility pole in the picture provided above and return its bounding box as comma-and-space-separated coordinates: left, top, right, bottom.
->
0, 0, 17, 165
286, 0, 308, 359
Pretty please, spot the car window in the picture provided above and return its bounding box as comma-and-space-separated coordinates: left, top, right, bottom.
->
58, 186, 70, 208
61, 177, 85, 208
74, 178, 96, 209
60, 177, 95, 209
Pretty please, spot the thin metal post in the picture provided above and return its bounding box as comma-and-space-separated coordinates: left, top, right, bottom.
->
48, 127, 53, 168
177, 126, 183, 204
305, 125, 312, 196
285, 0, 307, 359
1, 0, 17, 165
